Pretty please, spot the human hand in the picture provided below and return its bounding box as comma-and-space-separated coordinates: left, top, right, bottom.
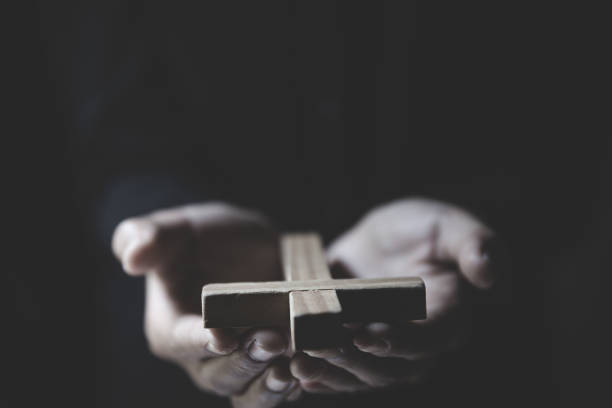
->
289, 198, 507, 394
112, 203, 301, 407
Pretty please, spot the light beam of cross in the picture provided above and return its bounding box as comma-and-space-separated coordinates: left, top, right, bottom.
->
202, 233, 426, 350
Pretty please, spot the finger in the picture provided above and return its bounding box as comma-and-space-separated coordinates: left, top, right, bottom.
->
303, 347, 415, 388
297, 382, 335, 394
112, 208, 194, 275
112, 203, 274, 277
438, 208, 505, 288
112, 216, 155, 268
231, 362, 299, 408
355, 317, 471, 358
286, 386, 303, 401
290, 353, 367, 393
147, 315, 238, 362
169, 316, 239, 360
352, 322, 438, 360
144, 274, 239, 360
187, 329, 288, 396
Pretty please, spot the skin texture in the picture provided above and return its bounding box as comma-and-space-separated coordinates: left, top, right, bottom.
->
112, 199, 505, 407
291, 199, 505, 394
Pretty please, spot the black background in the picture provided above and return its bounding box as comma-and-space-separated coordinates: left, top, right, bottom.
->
5, 2, 609, 407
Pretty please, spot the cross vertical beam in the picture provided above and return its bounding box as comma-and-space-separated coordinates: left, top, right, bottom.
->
281, 233, 343, 350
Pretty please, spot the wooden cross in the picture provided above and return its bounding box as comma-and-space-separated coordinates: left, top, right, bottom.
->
202, 233, 426, 350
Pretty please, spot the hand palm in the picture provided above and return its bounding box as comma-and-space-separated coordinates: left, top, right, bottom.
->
148, 205, 281, 314
114, 199, 502, 404
328, 199, 494, 348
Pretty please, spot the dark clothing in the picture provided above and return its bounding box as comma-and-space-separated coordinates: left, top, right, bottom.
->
28, 2, 609, 407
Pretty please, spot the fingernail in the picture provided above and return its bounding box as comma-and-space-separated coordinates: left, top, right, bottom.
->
206, 340, 230, 355
292, 355, 327, 380
265, 373, 294, 392
302, 349, 327, 358
354, 334, 389, 353
248, 340, 280, 362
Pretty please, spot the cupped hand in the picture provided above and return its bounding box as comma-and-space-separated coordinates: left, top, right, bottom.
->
112, 203, 301, 407
289, 198, 507, 394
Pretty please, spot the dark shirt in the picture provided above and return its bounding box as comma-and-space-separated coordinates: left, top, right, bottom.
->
54, 2, 608, 407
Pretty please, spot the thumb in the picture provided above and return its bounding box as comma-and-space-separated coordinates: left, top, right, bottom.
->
111, 209, 193, 276
438, 209, 506, 289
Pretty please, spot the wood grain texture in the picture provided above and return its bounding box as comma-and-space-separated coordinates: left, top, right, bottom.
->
203, 277, 425, 295
202, 277, 426, 328
281, 233, 343, 349
291, 290, 342, 315
201, 233, 427, 350
281, 233, 333, 281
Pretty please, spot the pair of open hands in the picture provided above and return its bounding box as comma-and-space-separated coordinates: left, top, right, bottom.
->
112, 198, 503, 407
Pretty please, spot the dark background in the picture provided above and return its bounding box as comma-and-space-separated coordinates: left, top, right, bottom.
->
5, 2, 609, 407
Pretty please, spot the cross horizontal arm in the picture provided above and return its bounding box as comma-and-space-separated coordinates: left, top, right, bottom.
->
202, 277, 426, 328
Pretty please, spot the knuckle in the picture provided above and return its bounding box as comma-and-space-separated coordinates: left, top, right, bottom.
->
326, 353, 350, 366
291, 355, 326, 380
205, 361, 261, 396
193, 366, 237, 396
231, 358, 263, 378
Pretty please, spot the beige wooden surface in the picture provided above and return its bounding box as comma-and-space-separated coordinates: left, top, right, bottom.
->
282, 233, 342, 350
201, 233, 427, 349
202, 277, 425, 330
